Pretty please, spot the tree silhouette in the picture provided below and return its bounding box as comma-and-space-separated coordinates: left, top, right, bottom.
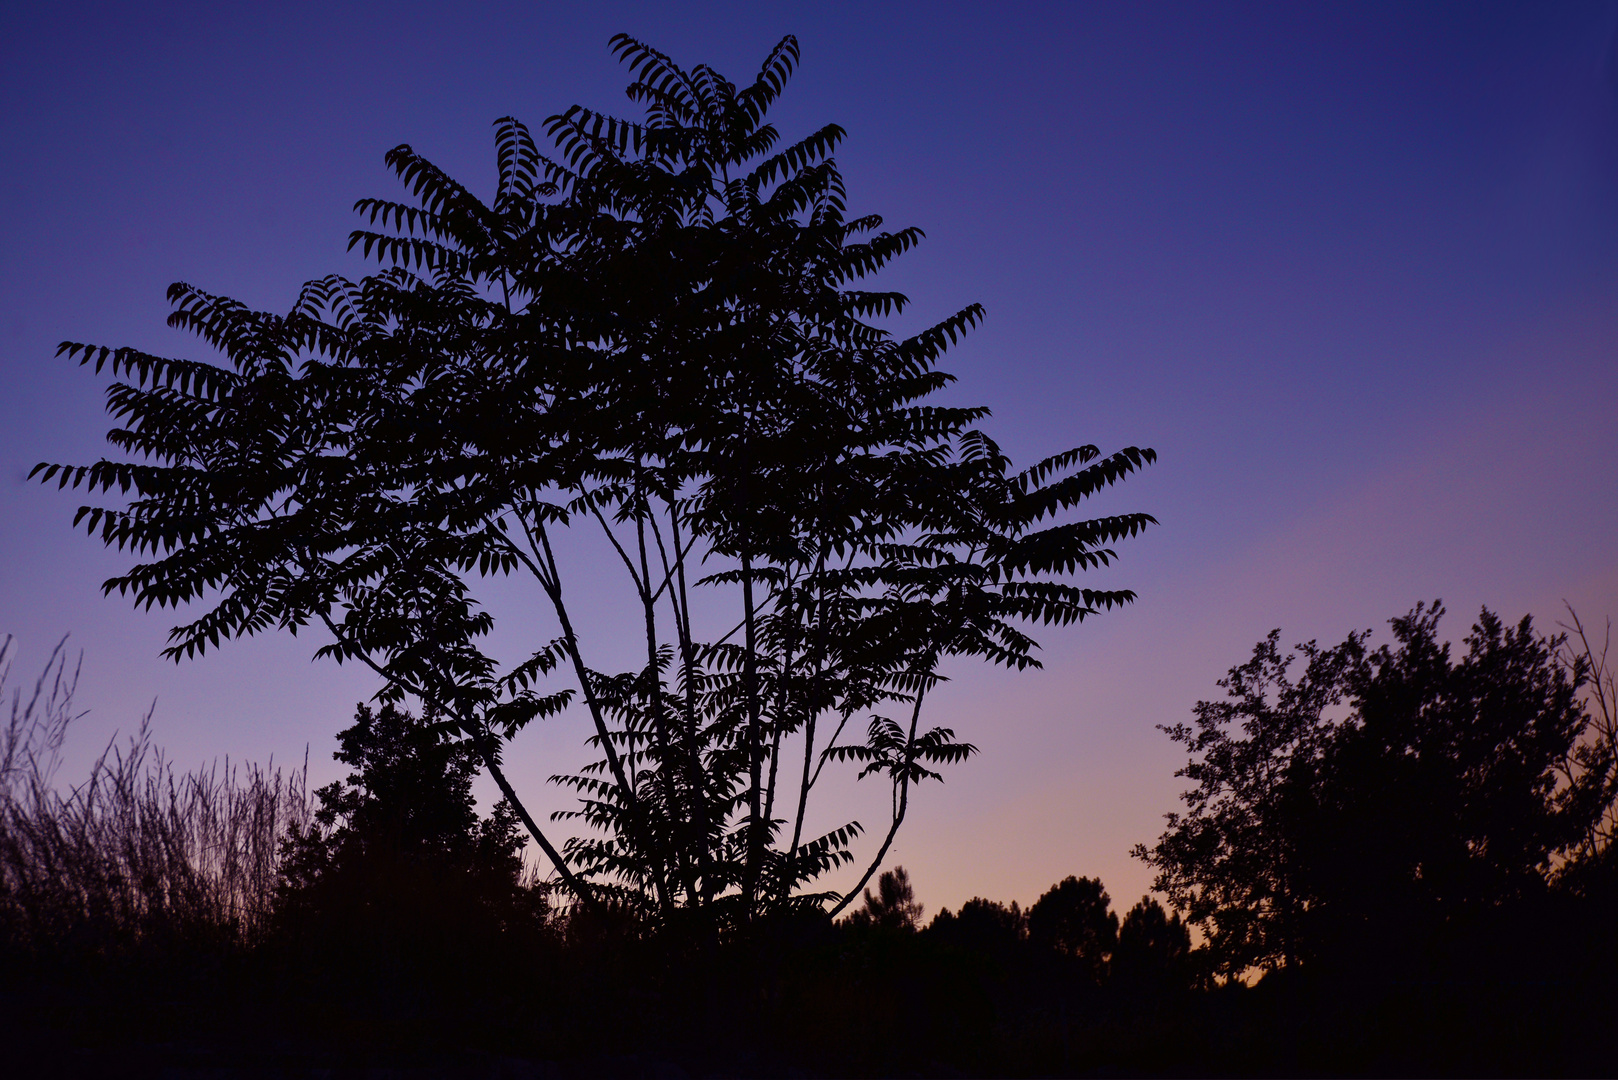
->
279, 702, 527, 892
1111, 896, 1192, 991
1131, 624, 1360, 975
927, 896, 1026, 953
1555, 605, 1618, 858
1027, 875, 1117, 982
1137, 603, 1602, 981
844, 865, 923, 931
34, 34, 1156, 929
276, 703, 547, 974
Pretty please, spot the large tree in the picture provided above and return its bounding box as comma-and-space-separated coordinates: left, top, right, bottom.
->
36, 35, 1156, 928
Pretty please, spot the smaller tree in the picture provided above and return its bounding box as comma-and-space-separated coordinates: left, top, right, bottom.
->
1131, 626, 1361, 976
1137, 603, 1601, 982
1111, 897, 1192, 992
927, 896, 1026, 953
277, 703, 548, 968
844, 865, 923, 931
1027, 875, 1117, 982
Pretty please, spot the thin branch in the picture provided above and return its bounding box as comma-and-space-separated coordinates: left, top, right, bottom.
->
530, 515, 671, 911
827, 679, 927, 918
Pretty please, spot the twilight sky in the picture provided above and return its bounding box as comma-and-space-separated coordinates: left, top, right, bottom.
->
2, 0, 1616, 916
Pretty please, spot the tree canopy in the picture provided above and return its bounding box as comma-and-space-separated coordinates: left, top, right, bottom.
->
35, 34, 1156, 929
1136, 603, 1611, 981
1027, 874, 1118, 983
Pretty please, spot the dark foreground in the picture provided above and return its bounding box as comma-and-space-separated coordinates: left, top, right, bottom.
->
2, 914, 1613, 1080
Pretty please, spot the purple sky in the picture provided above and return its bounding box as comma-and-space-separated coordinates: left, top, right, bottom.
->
3, 1, 1616, 916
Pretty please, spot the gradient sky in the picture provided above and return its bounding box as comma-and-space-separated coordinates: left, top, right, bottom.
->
3, 0, 1616, 916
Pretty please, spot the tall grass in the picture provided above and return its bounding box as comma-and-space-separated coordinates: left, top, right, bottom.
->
0, 635, 310, 961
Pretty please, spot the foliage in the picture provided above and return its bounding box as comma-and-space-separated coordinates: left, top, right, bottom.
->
1136, 602, 1604, 981
1027, 874, 1118, 982
1, 753, 1608, 1080
278, 702, 537, 911
928, 895, 1026, 953
1555, 605, 1618, 857
275, 702, 552, 986
1112, 896, 1192, 991
34, 34, 1156, 927
842, 864, 923, 931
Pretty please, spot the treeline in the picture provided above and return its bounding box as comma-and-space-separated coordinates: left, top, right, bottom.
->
2, 606, 1615, 1076
865, 868, 1193, 994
